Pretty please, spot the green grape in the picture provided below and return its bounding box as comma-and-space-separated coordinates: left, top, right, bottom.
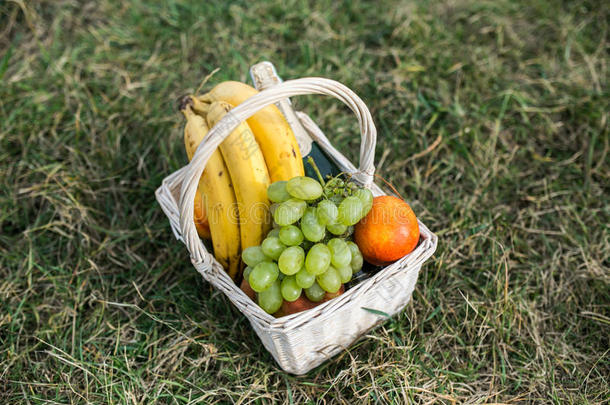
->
268, 181, 290, 202
242, 246, 270, 267
249, 262, 279, 292
337, 196, 364, 226
258, 280, 282, 314
278, 246, 305, 275
327, 222, 347, 235
267, 181, 291, 203
295, 266, 315, 288
327, 238, 351, 268
267, 228, 280, 238
261, 236, 286, 260
279, 225, 304, 246
346, 241, 363, 271
304, 243, 331, 275
336, 265, 353, 283
273, 198, 307, 226
280, 276, 302, 302
305, 282, 326, 302
242, 266, 253, 282
354, 188, 373, 215
316, 266, 341, 293
286, 176, 323, 200
316, 199, 338, 225
301, 207, 325, 242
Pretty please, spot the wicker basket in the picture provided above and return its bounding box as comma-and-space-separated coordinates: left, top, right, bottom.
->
155, 76, 438, 374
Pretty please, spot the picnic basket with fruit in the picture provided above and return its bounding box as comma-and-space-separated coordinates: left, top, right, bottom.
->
156, 62, 437, 374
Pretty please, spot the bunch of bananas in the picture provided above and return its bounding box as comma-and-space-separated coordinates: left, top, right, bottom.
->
180, 81, 305, 281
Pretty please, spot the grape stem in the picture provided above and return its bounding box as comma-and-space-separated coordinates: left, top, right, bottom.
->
307, 156, 326, 187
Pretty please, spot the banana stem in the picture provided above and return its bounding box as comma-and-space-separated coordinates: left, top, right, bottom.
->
307, 156, 325, 186
190, 96, 211, 116
197, 93, 213, 103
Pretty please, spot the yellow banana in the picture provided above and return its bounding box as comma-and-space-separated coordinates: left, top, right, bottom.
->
183, 101, 206, 161
182, 97, 211, 240
192, 190, 211, 240
197, 81, 304, 182
205, 101, 271, 250
181, 103, 241, 280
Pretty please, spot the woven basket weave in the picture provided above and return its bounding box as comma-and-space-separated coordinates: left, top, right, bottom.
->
155, 77, 438, 374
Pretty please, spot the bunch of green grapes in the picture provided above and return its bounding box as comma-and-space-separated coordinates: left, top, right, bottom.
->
241, 173, 373, 314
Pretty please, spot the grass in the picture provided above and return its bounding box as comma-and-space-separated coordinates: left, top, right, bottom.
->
1, 0, 608, 403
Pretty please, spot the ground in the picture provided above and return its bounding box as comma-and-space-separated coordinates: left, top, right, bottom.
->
1, 0, 608, 403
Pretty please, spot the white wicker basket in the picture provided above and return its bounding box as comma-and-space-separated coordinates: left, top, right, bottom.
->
155, 76, 438, 374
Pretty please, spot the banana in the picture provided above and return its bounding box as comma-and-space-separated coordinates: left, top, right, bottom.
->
181, 103, 241, 280
182, 98, 211, 240
205, 101, 271, 250
197, 81, 304, 182
192, 187, 211, 240
182, 97, 212, 241
183, 102, 206, 161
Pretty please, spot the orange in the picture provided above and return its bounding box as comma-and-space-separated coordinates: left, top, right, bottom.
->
354, 196, 420, 266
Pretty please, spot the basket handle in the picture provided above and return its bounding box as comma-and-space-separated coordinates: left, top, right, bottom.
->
179, 77, 377, 263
